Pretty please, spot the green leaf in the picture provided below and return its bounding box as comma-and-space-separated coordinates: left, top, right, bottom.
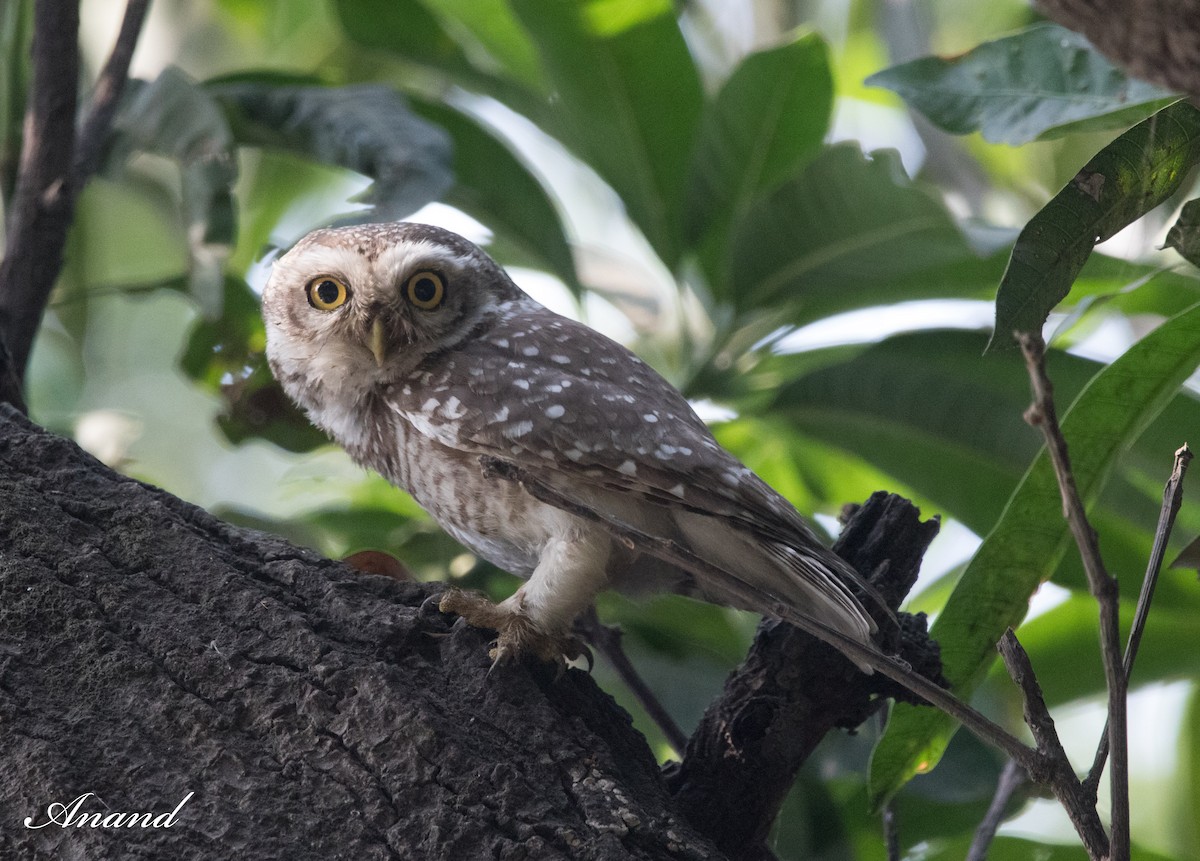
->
510, 0, 703, 266
991, 101, 1200, 350
725, 144, 994, 321
417, 0, 544, 90
411, 99, 578, 290
333, 0, 475, 81
110, 68, 239, 317
686, 33, 832, 263
869, 300, 1200, 806
767, 331, 1102, 534
1165, 197, 1200, 267
209, 82, 453, 222
867, 23, 1178, 145
983, 596, 1200, 707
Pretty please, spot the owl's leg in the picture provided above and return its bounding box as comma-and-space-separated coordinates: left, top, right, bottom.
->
440, 525, 611, 666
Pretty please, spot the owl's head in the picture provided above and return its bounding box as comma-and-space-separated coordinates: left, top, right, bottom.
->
262, 222, 523, 388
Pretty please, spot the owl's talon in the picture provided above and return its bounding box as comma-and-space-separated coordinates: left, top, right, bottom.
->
419, 591, 447, 615
436, 588, 577, 671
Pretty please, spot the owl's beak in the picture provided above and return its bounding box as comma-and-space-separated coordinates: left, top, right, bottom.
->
368, 317, 387, 367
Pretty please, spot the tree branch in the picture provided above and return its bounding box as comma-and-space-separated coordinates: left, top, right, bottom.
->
0, 0, 150, 411
1085, 444, 1192, 799
0, 0, 80, 408
72, 0, 151, 186
1018, 332, 1128, 861
998, 631, 1110, 860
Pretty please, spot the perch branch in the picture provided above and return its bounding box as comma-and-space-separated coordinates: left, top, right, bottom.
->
574, 605, 689, 755
1018, 332, 1128, 861
999, 631, 1110, 859
1085, 444, 1192, 799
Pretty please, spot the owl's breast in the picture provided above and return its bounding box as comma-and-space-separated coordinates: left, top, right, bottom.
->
340, 404, 556, 577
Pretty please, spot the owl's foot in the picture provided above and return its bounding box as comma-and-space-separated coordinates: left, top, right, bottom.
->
436, 589, 587, 669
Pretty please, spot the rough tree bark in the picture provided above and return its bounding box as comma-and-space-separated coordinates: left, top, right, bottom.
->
0, 407, 942, 859
0, 406, 720, 860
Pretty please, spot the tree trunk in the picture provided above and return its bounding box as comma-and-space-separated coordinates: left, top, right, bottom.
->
0, 406, 945, 860
0, 406, 721, 860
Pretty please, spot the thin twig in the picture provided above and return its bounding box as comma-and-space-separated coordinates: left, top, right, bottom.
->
1018, 332, 1128, 861
882, 800, 901, 861
998, 630, 1109, 859
966, 759, 1025, 861
574, 605, 689, 755
72, 0, 151, 186
1085, 444, 1192, 799
479, 456, 1046, 778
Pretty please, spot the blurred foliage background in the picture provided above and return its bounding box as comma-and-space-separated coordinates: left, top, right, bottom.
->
13, 0, 1200, 857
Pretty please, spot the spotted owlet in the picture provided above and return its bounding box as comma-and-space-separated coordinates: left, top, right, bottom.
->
263, 222, 877, 668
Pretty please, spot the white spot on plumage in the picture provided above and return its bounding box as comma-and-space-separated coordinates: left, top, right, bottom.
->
545, 404, 565, 419
565, 448, 583, 461
421, 397, 440, 413
668, 483, 686, 498
643, 413, 659, 423
492, 338, 509, 348
522, 345, 540, 357
492, 406, 510, 422
551, 354, 570, 364
618, 460, 638, 476
505, 420, 533, 438
514, 380, 530, 390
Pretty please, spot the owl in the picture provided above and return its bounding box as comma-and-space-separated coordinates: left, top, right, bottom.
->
263, 222, 877, 668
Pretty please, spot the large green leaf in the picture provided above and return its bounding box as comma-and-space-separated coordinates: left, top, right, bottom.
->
869, 300, 1200, 806
210, 82, 453, 222
510, 0, 703, 267
990, 101, 1200, 350
411, 100, 578, 290
867, 23, 1177, 146
686, 33, 832, 268
725, 144, 997, 321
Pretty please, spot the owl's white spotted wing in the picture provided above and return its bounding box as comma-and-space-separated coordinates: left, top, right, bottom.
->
391, 303, 875, 644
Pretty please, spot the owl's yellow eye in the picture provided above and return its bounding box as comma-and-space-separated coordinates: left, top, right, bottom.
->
306, 276, 350, 311
406, 271, 445, 310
